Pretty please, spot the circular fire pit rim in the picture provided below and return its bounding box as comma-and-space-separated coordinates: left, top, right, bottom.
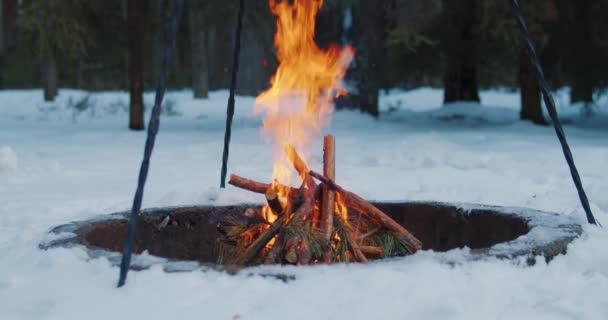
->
41, 201, 582, 272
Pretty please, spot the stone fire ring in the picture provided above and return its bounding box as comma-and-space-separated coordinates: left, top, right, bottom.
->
40, 201, 582, 278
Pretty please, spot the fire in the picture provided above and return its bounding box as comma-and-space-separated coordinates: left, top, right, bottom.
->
255, 0, 354, 222
335, 192, 348, 222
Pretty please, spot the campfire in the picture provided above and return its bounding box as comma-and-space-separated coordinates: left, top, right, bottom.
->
217, 0, 422, 266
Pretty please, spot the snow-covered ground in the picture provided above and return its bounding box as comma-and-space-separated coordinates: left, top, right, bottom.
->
1, 88, 607, 319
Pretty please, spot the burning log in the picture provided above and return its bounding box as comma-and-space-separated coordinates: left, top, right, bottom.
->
297, 238, 312, 265
284, 145, 308, 181
309, 170, 422, 253
265, 189, 284, 216
228, 174, 270, 194
229, 174, 299, 195
264, 231, 286, 264
234, 215, 286, 265
320, 135, 336, 263
243, 207, 268, 226
284, 238, 299, 264
285, 144, 316, 192
220, 139, 422, 266
334, 214, 368, 263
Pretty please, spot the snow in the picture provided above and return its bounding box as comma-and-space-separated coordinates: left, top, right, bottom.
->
0, 146, 18, 172
1, 87, 608, 319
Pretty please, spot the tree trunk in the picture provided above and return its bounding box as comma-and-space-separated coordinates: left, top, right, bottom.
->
346, 0, 386, 117
150, 0, 164, 86
2, 0, 18, 50
43, 48, 58, 102
189, 3, 209, 99
518, 48, 546, 125
442, 0, 480, 104
127, 0, 144, 130
571, 82, 593, 104
568, 1, 593, 105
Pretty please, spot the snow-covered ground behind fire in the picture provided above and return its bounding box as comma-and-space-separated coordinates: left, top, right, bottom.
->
1, 87, 608, 319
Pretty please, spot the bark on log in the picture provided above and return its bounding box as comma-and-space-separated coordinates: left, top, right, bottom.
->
320, 135, 336, 263
265, 189, 283, 216
284, 238, 299, 264
284, 144, 316, 191
356, 226, 381, 241
309, 170, 422, 253
334, 215, 368, 263
228, 174, 272, 194
228, 174, 297, 195
264, 231, 286, 264
244, 207, 268, 226
284, 144, 308, 180
360, 246, 384, 259
297, 238, 312, 265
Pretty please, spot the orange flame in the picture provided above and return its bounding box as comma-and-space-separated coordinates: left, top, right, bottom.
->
335, 192, 348, 223
255, 0, 354, 221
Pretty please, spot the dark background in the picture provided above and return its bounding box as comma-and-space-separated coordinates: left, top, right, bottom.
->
1, 0, 607, 127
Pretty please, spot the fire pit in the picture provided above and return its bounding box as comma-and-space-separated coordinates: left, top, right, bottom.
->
38, 0, 583, 280
42, 201, 581, 273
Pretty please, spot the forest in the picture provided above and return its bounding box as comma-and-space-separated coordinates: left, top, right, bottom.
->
2, 0, 608, 127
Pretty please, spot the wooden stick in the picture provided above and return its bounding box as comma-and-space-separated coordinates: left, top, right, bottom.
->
309, 170, 422, 253
284, 144, 308, 180
229, 174, 299, 200
234, 215, 285, 265
297, 238, 312, 265
284, 144, 316, 191
334, 214, 368, 263
360, 246, 384, 259
265, 188, 283, 215
320, 135, 336, 263
284, 238, 299, 264
356, 226, 381, 241
264, 231, 286, 264
228, 174, 270, 194
243, 207, 268, 226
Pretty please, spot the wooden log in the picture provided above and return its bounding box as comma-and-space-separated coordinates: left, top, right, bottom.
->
228, 174, 270, 194
320, 135, 336, 263
309, 170, 422, 253
297, 238, 312, 265
360, 246, 384, 259
284, 238, 299, 264
265, 188, 283, 215
284, 144, 316, 191
234, 215, 286, 265
243, 207, 268, 226
264, 231, 286, 264
356, 226, 381, 241
229, 174, 299, 199
347, 236, 369, 263
284, 144, 308, 180
334, 214, 368, 263
312, 184, 322, 225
